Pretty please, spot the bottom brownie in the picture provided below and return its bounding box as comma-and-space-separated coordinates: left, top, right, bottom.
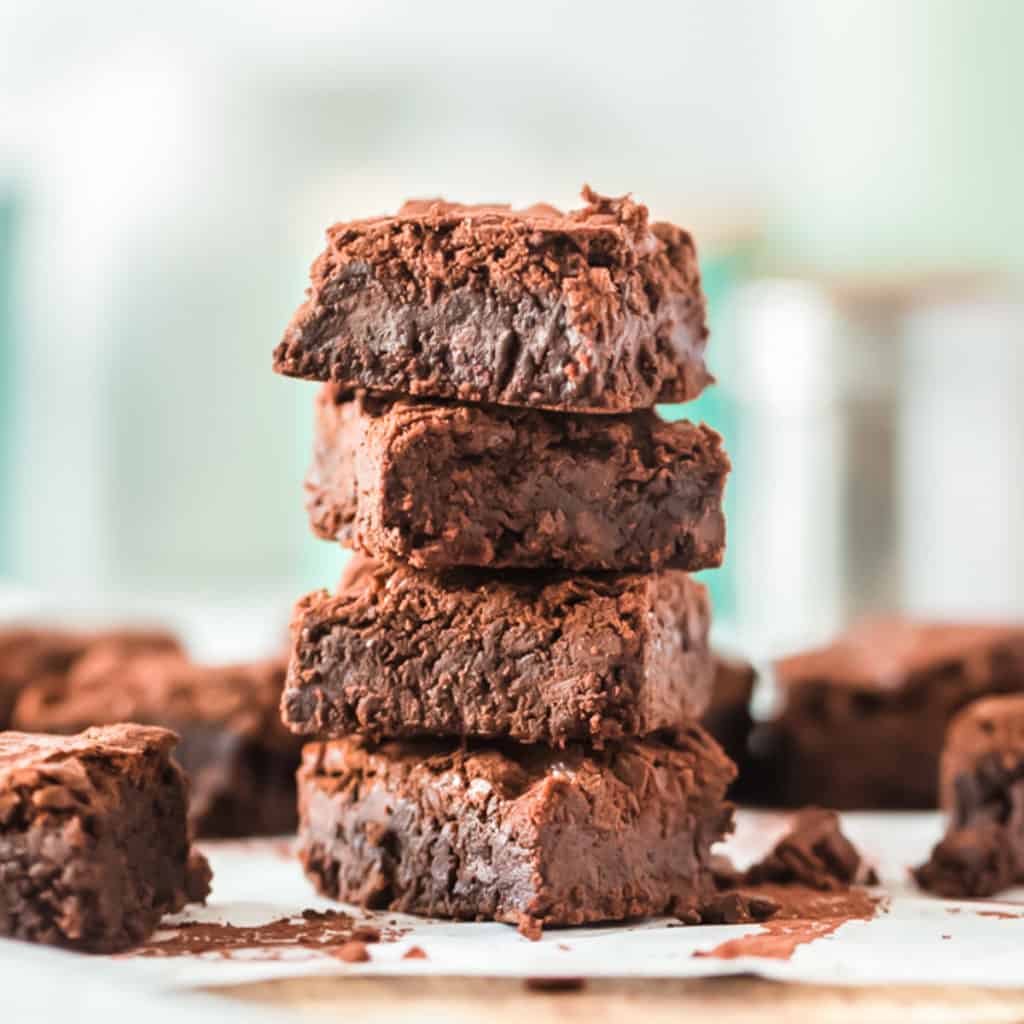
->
915, 695, 1024, 898
0, 724, 210, 952
298, 728, 735, 927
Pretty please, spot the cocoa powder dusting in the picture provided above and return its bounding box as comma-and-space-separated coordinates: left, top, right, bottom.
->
693, 885, 879, 961
128, 909, 408, 960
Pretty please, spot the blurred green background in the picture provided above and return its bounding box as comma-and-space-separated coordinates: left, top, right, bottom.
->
0, 0, 1021, 656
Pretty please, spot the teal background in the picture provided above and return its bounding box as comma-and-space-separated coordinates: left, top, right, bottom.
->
0, 194, 14, 577
659, 243, 757, 626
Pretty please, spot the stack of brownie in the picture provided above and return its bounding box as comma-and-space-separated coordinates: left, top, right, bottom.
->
273, 187, 735, 930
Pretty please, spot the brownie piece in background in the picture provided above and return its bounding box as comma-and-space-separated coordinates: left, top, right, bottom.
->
0, 626, 182, 729
274, 187, 709, 414
282, 558, 714, 745
702, 654, 756, 797
756, 618, 1024, 809
0, 724, 210, 952
307, 386, 729, 572
14, 650, 300, 838
916, 695, 1024, 898
298, 727, 734, 927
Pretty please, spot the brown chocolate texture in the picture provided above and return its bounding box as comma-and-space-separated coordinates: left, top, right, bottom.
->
0, 725, 210, 952
274, 187, 710, 414
306, 386, 728, 572
282, 558, 714, 746
296, 728, 735, 927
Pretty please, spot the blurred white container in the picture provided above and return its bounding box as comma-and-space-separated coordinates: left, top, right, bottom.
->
900, 291, 1024, 618
720, 277, 903, 658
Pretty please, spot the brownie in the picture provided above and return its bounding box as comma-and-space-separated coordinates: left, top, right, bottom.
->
13, 650, 301, 838
282, 558, 714, 745
743, 808, 874, 891
0, 626, 181, 729
297, 727, 735, 927
0, 724, 210, 952
273, 187, 710, 414
307, 386, 729, 572
758, 618, 1024, 809
701, 654, 756, 796
916, 695, 1024, 898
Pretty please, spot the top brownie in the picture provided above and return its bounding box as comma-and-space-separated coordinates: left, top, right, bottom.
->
273, 187, 710, 413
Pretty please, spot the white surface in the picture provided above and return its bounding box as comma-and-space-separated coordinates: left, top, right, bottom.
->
5, 810, 1024, 1000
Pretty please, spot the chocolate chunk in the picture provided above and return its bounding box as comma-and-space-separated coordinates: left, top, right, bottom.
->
700, 891, 780, 925
744, 808, 871, 891
914, 823, 1019, 899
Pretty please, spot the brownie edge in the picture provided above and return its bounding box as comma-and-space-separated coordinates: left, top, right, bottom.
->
0, 724, 210, 952
298, 728, 735, 926
307, 387, 729, 572
282, 559, 714, 745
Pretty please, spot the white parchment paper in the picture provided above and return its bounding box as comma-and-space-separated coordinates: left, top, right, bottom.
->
6, 810, 1024, 998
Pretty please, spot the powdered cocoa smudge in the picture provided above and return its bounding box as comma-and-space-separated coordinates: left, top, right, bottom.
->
127, 908, 408, 959
693, 885, 879, 962
976, 910, 1021, 920
402, 945, 428, 960
329, 940, 370, 963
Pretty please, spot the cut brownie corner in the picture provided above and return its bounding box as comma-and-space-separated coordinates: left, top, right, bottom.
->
0, 724, 210, 953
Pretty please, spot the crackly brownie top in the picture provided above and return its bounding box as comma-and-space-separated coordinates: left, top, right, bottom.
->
776, 618, 1024, 692
14, 650, 293, 750
306, 556, 687, 642
0, 724, 177, 799
303, 184, 700, 321
0, 625, 181, 681
304, 727, 734, 804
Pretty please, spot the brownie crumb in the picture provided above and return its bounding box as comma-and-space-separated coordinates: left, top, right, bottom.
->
914, 822, 1019, 898
331, 940, 370, 963
525, 978, 585, 993
744, 808, 873, 891
700, 891, 780, 925
351, 924, 382, 943
402, 945, 428, 960
518, 915, 544, 942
